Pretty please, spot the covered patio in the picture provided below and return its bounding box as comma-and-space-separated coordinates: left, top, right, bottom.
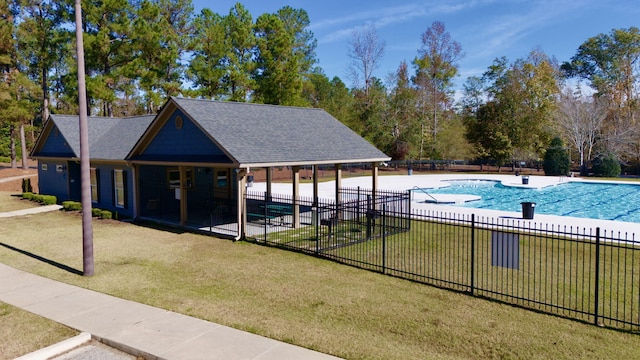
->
128, 97, 391, 239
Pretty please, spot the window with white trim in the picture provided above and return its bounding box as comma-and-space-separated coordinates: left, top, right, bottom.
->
114, 169, 125, 208
90, 168, 98, 203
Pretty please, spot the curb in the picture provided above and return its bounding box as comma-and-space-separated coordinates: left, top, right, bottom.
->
15, 332, 92, 360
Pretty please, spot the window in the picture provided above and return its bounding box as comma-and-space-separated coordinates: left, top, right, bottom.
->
168, 168, 192, 189
90, 168, 98, 203
216, 170, 228, 187
114, 169, 125, 208
168, 169, 180, 189
41, 163, 48, 171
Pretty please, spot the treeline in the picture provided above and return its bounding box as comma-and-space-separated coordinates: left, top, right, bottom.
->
1, 0, 640, 175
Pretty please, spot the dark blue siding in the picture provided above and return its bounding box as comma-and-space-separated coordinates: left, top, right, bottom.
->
39, 126, 75, 157
37, 161, 71, 201
143, 110, 225, 157
92, 164, 135, 218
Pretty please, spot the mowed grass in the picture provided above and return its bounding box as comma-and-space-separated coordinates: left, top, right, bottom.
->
0, 302, 78, 359
1, 203, 639, 358
0, 191, 39, 213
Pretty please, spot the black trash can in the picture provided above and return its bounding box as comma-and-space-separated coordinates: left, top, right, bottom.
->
522, 176, 529, 185
521, 202, 536, 219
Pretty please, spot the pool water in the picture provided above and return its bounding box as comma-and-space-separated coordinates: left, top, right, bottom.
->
419, 180, 640, 222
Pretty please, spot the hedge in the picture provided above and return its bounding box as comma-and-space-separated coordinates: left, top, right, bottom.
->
62, 201, 82, 211
33, 194, 57, 205
100, 210, 112, 219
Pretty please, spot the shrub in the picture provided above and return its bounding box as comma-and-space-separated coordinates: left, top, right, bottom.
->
543, 137, 571, 176
92, 208, 102, 217
21, 178, 32, 193
22, 192, 34, 200
32, 194, 44, 203
40, 195, 57, 205
592, 153, 621, 177
100, 210, 112, 220
62, 201, 82, 211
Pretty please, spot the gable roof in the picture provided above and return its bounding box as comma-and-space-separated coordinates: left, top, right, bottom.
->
32, 114, 154, 161
132, 97, 389, 167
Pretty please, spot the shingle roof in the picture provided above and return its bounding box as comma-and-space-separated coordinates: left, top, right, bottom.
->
170, 97, 390, 166
45, 115, 154, 160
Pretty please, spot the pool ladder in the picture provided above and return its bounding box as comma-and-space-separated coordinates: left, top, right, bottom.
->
412, 186, 438, 203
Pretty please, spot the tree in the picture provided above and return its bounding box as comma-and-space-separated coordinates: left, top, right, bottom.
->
474, 51, 560, 165
386, 61, 420, 160
303, 69, 353, 124
460, 76, 485, 115
253, 6, 316, 106
224, 3, 255, 101
466, 101, 512, 170
188, 8, 227, 99
347, 24, 385, 96
81, 0, 137, 116
352, 77, 388, 151
132, 0, 193, 114
543, 137, 570, 176
412, 21, 463, 160
562, 28, 640, 161
15, 0, 67, 129
555, 87, 606, 175
592, 153, 621, 177
562, 27, 640, 124
0, 69, 40, 168
1, 0, 40, 169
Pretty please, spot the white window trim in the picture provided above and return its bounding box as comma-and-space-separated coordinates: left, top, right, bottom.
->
114, 169, 125, 208
90, 168, 98, 203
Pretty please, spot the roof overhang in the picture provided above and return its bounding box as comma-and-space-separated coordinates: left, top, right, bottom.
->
238, 157, 391, 169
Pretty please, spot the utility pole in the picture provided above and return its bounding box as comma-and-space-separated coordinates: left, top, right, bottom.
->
74, 0, 94, 276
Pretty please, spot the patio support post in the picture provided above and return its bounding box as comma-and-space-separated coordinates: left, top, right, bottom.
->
313, 165, 319, 207
292, 166, 300, 228
335, 164, 342, 219
371, 162, 379, 210
265, 167, 272, 201
131, 163, 138, 218
179, 165, 188, 226
237, 168, 247, 240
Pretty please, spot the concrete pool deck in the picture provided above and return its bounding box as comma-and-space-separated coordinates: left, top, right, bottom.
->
251, 174, 640, 236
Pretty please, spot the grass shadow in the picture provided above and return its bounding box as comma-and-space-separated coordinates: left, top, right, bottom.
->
132, 219, 188, 234
0, 242, 83, 275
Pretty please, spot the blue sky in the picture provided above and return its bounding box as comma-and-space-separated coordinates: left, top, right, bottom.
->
193, 0, 640, 92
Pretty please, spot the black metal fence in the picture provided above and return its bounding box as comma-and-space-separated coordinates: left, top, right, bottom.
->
244, 191, 640, 332
244, 187, 411, 251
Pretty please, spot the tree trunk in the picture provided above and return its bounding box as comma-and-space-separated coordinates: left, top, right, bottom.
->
20, 124, 28, 170
9, 125, 17, 169
41, 66, 50, 142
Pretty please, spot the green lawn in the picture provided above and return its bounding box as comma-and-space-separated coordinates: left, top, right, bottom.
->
0, 191, 39, 213
0, 302, 77, 360
0, 194, 639, 359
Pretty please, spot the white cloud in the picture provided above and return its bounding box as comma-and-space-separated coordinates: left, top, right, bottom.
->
314, 0, 486, 44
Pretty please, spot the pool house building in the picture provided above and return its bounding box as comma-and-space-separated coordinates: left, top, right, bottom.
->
31, 97, 391, 239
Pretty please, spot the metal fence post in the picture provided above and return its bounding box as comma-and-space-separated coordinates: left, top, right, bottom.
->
264, 191, 268, 241
470, 214, 475, 296
594, 227, 601, 326
314, 205, 319, 254
382, 204, 386, 274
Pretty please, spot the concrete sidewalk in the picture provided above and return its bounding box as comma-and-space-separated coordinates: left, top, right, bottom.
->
0, 204, 62, 218
0, 263, 341, 359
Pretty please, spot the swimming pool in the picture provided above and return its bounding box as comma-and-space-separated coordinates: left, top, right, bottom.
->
418, 180, 640, 222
